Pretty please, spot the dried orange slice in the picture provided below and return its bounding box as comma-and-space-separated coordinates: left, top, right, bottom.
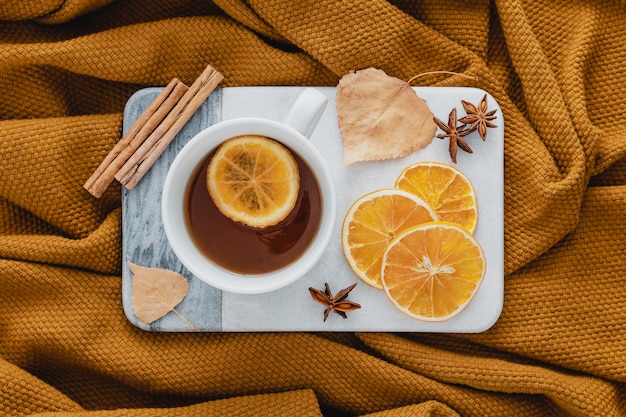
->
342, 189, 438, 289
381, 221, 486, 321
206, 135, 299, 228
395, 161, 478, 234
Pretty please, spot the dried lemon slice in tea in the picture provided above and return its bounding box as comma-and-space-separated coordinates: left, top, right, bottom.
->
206, 135, 300, 228
395, 161, 478, 234
381, 221, 486, 321
342, 189, 438, 289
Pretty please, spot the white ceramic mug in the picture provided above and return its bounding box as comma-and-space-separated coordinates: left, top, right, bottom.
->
162, 88, 335, 294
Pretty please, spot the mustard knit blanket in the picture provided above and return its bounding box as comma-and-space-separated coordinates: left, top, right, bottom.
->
0, 0, 624, 415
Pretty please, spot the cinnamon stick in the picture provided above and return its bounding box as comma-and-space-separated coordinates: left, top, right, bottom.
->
84, 79, 188, 197
116, 64, 224, 189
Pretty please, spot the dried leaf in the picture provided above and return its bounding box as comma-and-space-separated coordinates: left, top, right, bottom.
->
129, 261, 194, 330
336, 68, 437, 165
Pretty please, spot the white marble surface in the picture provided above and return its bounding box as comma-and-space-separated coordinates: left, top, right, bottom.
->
121, 86, 504, 332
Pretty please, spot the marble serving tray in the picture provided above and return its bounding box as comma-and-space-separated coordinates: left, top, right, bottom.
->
121, 86, 504, 332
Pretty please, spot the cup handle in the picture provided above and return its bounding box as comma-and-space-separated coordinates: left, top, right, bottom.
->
284, 88, 328, 139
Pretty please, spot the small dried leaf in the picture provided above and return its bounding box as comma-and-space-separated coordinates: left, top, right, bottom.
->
336, 68, 437, 165
129, 262, 191, 326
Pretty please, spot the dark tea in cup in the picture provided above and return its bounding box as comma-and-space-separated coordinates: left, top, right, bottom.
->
185, 135, 322, 274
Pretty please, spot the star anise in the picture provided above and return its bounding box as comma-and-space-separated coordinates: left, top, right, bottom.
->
308, 282, 361, 322
433, 108, 473, 164
459, 94, 498, 141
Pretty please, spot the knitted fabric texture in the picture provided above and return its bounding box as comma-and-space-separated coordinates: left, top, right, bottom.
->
1, 0, 625, 415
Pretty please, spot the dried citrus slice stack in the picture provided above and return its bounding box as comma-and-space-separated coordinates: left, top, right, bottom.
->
206, 135, 299, 228
395, 162, 478, 234
342, 189, 437, 289
381, 222, 486, 321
